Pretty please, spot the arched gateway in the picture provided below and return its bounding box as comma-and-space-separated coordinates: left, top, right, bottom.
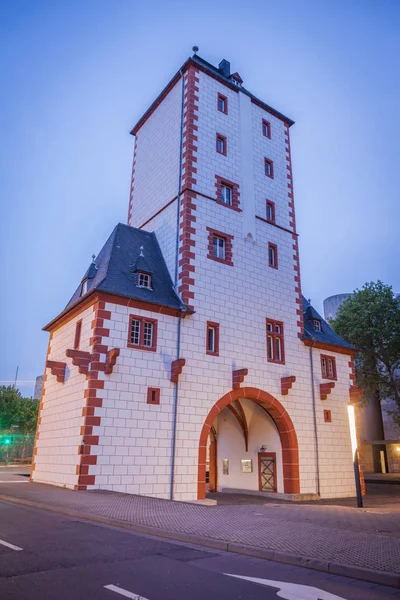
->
197, 387, 300, 499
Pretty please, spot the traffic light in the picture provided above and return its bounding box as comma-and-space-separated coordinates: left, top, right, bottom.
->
4, 438, 11, 445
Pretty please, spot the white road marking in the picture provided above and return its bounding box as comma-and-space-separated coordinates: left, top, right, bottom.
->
0, 538, 23, 551
225, 574, 347, 600
104, 584, 149, 599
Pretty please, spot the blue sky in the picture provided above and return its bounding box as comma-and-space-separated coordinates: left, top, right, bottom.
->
1, 0, 399, 396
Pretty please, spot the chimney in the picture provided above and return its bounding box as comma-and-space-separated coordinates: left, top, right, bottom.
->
218, 59, 230, 78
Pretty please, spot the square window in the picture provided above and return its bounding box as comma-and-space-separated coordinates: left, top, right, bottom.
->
265, 158, 274, 178
321, 355, 337, 380
262, 119, 271, 138
268, 243, 278, 269
213, 236, 225, 260
147, 387, 160, 405
266, 201, 275, 224
137, 272, 152, 289
217, 93, 228, 114
206, 322, 219, 355
128, 315, 157, 352
266, 319, 285, 363
216, 133, 227, 156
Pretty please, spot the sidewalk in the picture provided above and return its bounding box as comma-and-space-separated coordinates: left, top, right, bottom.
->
0, 478, 399, 588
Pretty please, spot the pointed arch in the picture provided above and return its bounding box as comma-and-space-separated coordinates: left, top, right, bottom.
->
227, 402, 248, 451
197, 387, 299, 499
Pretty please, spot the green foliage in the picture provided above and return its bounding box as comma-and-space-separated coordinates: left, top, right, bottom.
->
0, 385, 39, 435
331, 281, 400, 424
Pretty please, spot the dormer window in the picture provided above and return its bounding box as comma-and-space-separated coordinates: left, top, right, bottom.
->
313, 319, 322, 332
230, 72, 243, 87
81, 279, 89, 296
137, 272, 152, 289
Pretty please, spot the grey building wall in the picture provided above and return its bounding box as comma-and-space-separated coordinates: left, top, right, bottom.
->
34, 375, 43, 400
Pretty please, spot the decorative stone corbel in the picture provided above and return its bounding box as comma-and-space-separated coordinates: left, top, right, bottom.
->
171, 358, 186, 383
232, 368, 248, 389
281, 375, 296, 396
320, 382, 335, 400
46, 360, 66, 383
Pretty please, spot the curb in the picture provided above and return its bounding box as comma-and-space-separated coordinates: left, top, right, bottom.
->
0, 493, 399, 589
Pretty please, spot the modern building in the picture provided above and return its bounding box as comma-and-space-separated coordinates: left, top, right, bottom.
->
34, 375, 44, 400
32, 53, 363, 501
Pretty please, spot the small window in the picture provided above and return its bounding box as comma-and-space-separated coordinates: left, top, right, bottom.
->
265, 158, 274, 178
217, 93, 227, 114
81, 279, 89, 296
74, 320, 82, 350
147, 388, 160, 405
262, 119, 271, 139
206, 322, 219, 356
324, 410, 332, 423
216, 133, 227, 156
137, 272, 152, 289
128, 315, 157, 352
266, 319, 285, 363
321, 355, 337, 380
221, 183, 232, 205
313, 319, 322, 332
268, 243, 278, 269
266, 201, 275, 224
213, 236, 225, 260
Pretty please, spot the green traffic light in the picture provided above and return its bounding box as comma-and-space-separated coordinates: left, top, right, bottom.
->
4, 438, 11, 445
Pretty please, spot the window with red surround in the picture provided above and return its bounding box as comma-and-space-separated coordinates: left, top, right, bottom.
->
268, 243, 278, 269
207, 227, 234, 266
324, 410, 332, 423
266, 200, 275, 224
321, 355, 337, 380
74, 320, 82, 350
206, 322, 220, 356
147, 387, 160, 405
128, 314, 158, 352
216, 133, 227, 156
262, 119, 271, 139
266, 319, 285, 364
214, 175, 241, 211
264, 158, 274, 178
217, 93, 228, 114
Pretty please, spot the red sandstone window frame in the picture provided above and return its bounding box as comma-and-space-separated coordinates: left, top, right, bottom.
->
147, 387, 160, 405
268, 243, 278, 269
128, 314, 158, 352
266, 200, 276, 224
262, 119, 271, 139
264, 158, 274, 179
266, 319, 285, 364
74, 320, 82, 350
324, 409, 332, 423
214, 175, 241, 212
321, 355, 337, 380
207, 227, 234, 266
216, 133, 227, 156
217, 93, 228, 114
206, 321, 220, 356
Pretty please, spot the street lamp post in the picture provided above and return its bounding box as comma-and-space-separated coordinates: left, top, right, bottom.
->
347, 404, 363, 508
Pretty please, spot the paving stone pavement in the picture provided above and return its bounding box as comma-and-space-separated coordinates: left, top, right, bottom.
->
0, 479, 399, 575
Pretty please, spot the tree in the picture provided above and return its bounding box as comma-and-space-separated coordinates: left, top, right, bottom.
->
0, 386, 39, 462
331, 281, 400, 426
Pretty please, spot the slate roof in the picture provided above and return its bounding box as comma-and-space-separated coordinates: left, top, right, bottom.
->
302, 296, 356, 352
43, 224, 189, 329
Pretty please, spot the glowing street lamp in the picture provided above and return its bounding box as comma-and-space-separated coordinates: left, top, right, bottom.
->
347, 404, 363, 508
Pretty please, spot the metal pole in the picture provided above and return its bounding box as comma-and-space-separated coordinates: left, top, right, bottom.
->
353, 450, 363, 508
14, 366, 19, 387
347, 404, 363, 508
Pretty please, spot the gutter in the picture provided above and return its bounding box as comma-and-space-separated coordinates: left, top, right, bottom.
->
309, 337, 321, 497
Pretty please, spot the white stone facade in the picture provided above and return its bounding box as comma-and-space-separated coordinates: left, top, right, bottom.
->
33, 57, 358, 501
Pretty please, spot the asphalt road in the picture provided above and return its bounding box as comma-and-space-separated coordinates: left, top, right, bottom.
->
0, 500, 399, 600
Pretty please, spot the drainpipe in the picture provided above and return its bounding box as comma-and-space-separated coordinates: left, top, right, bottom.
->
309, 337, 321, 497
169, 69, 185, 501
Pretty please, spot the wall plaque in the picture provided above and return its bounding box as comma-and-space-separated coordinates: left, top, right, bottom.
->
241, 459, 253, 473
222, 459, 229, 475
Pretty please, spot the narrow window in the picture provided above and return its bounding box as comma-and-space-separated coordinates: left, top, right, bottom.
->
221, 183, 232, 205
137, 272, 152, 289
262, 119, 271, 139
81, 279, 89, 296
213, 236, 225, 260
321, 355, 337, 380
217, 93, 227, 114
74, 320, 82, 350
216, 133, 227, 156
268, 243, 278, 269
266, 200, 275, 224
266, 320, 285, 363
147, 388, 160, 405
324, 410, 332, 423
128, 315, 157, 351
206, 322, 220, 356
313, 319, 322, 332
265, 158, 274, 178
